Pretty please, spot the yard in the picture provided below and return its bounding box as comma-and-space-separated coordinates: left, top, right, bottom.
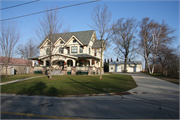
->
142, 72, 179, 85
1, 74, 44, 83
1, 74, 137, 96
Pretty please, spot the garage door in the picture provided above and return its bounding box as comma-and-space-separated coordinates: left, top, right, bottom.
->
117, 66, 121, 72
136, 67, 141, 72
127, 67, 133, 72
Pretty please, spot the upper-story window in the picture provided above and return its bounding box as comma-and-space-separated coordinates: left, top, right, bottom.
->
59, 47, 63, 54
71, 46, 77, 53
89, 48, 91, 54
94, 49, 97, 56
79, 46, 83, 53
67, 47, 70, 54
46, 48, 50, 55
73, 39, 76, 43
48, 42, 51, 45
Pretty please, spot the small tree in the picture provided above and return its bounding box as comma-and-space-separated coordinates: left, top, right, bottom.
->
0, 21, 20, 77
89, 4, 112, 79
34, 7, 69, 79
116, 58, 119, 62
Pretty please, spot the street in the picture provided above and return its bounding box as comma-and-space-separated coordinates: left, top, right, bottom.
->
1, 92, 179, 119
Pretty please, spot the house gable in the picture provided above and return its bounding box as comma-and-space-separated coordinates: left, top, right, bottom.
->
65, 35, 83, 46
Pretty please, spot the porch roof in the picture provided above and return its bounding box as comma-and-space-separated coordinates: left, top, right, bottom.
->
71, 54, 101, 60
28, 54, 78, 60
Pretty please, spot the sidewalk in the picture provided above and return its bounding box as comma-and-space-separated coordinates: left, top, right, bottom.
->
0, 75, 46, 86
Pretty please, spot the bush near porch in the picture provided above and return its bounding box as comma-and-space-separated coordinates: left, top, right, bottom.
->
1, 74, 137, 96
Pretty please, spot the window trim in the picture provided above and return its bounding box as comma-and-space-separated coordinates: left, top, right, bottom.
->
46, 48, 50, 55
71, 46, 77, 53
79, 46, 83, 53
59, 47, 63, 54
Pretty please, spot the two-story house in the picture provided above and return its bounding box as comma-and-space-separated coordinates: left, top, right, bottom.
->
29, 30, 104, 75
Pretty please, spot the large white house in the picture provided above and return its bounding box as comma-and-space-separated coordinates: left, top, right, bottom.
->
109, 61, 142, 72
29, 30, 104, 75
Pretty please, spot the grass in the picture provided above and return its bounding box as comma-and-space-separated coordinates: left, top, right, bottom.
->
1, 74, 137, 96
142, 72, 179, 85
1, 74, 44, 83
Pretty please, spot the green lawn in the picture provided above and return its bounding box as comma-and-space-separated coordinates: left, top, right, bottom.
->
1, 74, 137, 96
142, 72, 179, 85
1, 74, 44, 83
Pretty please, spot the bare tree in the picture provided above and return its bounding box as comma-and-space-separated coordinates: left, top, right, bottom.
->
0, 21, 20, 77
138, 17, 153, 72
156, 46, 174, 74
16, 38, 38, 59
112, 18, 138, 72
148, 20, 175, 74
34, 7, 68, 79
89, 4, 112, 79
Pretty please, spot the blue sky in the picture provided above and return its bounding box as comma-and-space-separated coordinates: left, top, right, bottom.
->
1, 0, 179, 68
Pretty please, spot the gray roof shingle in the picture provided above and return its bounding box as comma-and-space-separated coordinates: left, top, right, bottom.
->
38, 30, 95, 48
92, 40, 103, 48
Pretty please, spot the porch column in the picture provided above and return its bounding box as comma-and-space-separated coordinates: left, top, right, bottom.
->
72, 60, 76, 66
32, 60, 34, 67
89, 59, 92, 66
43, 60, 46, 66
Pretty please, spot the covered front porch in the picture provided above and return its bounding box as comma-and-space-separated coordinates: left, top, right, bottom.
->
29, 53, 102, 75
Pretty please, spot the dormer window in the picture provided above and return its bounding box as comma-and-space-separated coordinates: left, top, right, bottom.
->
73, 39, 76, 43
48, 42, 51, 45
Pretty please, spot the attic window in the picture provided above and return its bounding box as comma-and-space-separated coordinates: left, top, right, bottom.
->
73, 39, 76, 43
48, 42, 51, 45
60, 41, 64, 44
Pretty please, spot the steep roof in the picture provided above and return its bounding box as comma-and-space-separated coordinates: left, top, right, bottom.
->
0, 56, 31, 66
92, 40, 103, 48
109, 61, 142, 65
38, 30, 95, 48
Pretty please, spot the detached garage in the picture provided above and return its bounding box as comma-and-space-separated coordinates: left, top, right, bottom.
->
109, 61, 142, 73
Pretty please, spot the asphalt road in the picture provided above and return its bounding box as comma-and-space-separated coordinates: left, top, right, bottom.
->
1, 93, 179, 119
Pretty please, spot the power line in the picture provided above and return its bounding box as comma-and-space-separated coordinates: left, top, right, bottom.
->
0, 0, 40, 10
0, 0, 100, 22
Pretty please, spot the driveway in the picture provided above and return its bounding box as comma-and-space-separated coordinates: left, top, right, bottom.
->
116, 72, 179, 94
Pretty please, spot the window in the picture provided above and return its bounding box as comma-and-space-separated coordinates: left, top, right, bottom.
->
79, 46, 83, 53
46, 48, 50, 55
89, 48, 91, 54
94, 49, 97, 56
67, 47, 70, 54
60, 41, 64, 44
59, 47, 63, 54
111, 67, 113, 70
71, 46, 77, 53
73, 39, 76, 43
48, 42, 51, 45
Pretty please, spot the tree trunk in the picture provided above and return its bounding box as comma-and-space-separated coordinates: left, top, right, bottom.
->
99, 49, 103, 79
145, 58, 149, 72
124, 56, 127, 72
5, 65, 8, 77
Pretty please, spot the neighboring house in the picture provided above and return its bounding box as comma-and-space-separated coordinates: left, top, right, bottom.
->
29, 30, 104, 75
0, 56, 31, 75
109, 61, 142, 72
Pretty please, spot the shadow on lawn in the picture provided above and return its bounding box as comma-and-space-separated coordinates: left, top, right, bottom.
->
18, 82, 64, 96
68, 78, 108, 93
